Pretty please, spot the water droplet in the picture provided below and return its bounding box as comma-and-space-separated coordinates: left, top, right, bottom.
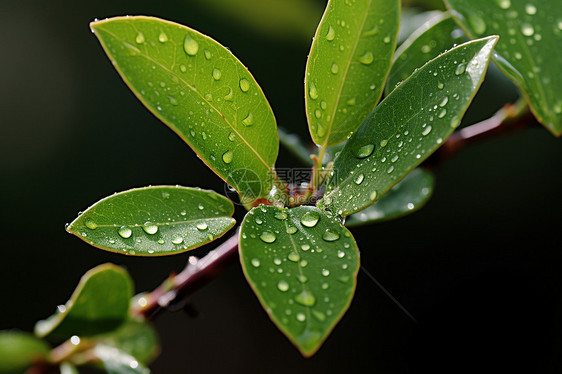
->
359, 51, 374, 65
439, 96, 449, 107
296, 313, 306, 322
498, 0, 511, 9
273, 258, 282, 265
383, 35, 391, 44
326, 26, 335, 41
222, 150, 233, 164
354, 144, 375, 158
312, 310, 326, 322
322, 269, 330, 276
421, 44, 431, 53
309, 82, 318, 100
274, 211, 287, 220
288, 252, 300, 262
183, 35, 199, 56
260, 231, 276, 243
196, 222, 208, 231
422, 125, 433, 136
297, 275, 308, 283
158, 239, 165, 244
370, 190, 377, 201
135, 32, 145, 44
158, 32, 168, 43
286, 226, 297, 234
521, 23, 534, 36
212, 68, 221, 80
438, 108, 447, 118
315, 109, 322, 119
455, 62, 467, 75
242, 112, 254, 126
295, 290, 316, 306
301, 244, 310, 251
337, 250, 345, 258
387, 166, 395, 173
322, 230, 340, 242
239, 78, 250, 92
331, 63, 339, 74
204, 50, 212, 59
338, 276, 350, 283
300, 211, 320, 227
321, 282, 329, 290
354, 174, 364, 185
143, 223, 158, 234
171, 235, 183, 244
228, 132, 236, 141
85, 219, 97, 230
525, 4, 537, 15
118, 226, 132, 238
437, 82, 444, 90
277, 280, 289, 292
251, 258, 260, 267
180, 65, 187, 73
467, 13, 486, 34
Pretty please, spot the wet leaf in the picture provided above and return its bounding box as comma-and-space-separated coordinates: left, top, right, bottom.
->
239, 206, 359, 357
67, 186, 235, 256
305, 0, 400, 147
35, 264, 133, 341
91, 16, 279, 201
92, 344, 150, 374
445, 0, 562, 136
319, 37, 498, 216
387, 13, 466, 95
0, 331, 50, 374
346, 168, 434, 226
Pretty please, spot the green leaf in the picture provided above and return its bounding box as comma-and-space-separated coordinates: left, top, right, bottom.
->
96, 319, 159, 366
0, 331, 50, 374
35, 264, 133, 341
67, 186, 235, 256
305, 0, 400, 147
445, 0, 562, 136
60, 362, 79, 374
346, 168, 434, 226
92, 344, 150, 374
318, 36, 498, 216
397, 8, 442, 44
239, 206, 359, 357
91, 16, 280, 200
387, 13, 466, 95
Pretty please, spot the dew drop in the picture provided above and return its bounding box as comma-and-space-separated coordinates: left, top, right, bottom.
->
260, 231, 276, 243
467, 13, 486, 34
295, 290, 316, 306
297, 275, 308, 283
337, 250, 345, 258
204, 49, 212, 59
228, 132, 236, 141
521, 23, 534, 36
322, 230, 340, 242
309, 82, 319, 100
322, 269, 330, 276
301, 244, 310, 251
183, 35, 199, 56
326, 26, 336, 41
274, 211, 287, 220
315, 109, 322, 119
312, 310, 326, 322
171, 235, 183, 244
437, 82, 444, 90
135, 32, 145, 44
359, 51, 374, 65
222, 150, 233, 164
354, 174, 364, 185
331, 63, 339, 74
300, 211, 320, 227
85, 219, 97, 230
251, 258, 260, 267
383, 35, 391, 44
286, 226, 297, 234
196, 222, 208, 231
212, 68, 221, 80
296, 313, 306, 322
277, 280, 289, 292
118, 226, 132, 238
439, 96, 449, 107
242, 112, 254, 126
239, 78, 250, 92
354, 144, 375, 158
422, 125, 433, 136
498, 0, 511, 9
525, 4, 537, 15
143, 223, 158, 235
346, 97, 356, 106
455, 62, 467, 75
370, 190, 377, 201
158, 32, 168, 43
288, 252, 301, 262
438, 108, 447, 118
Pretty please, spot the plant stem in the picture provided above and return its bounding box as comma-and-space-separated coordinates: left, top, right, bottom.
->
131, 230, 241, 319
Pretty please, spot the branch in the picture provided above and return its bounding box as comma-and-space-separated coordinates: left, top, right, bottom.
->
131, 230, 240, 319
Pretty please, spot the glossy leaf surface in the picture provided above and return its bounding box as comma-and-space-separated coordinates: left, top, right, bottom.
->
98, 319, 159, 365
387, 13, 465, 95
319, 37, 497, 216
445, 0, 562, 136
346, 168, 434, 226
91, 16, 279, 200
305, 0, 400, 147
239, 206, 359, 356
0, 331, 50, 374
67, 186, 235, 256
93, 345, 150, 374
35, 264, 133, 341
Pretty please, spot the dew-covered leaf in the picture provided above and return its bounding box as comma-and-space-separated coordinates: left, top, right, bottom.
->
318, 37, 497, 216
0, 331, 50, 374
387, 13, 466, 95
96, 319, 159, 366
305, 0, 400, 147
346, 168, 434, 226
34, 264, 133, 341
239, 206, 359, 357
67, 186, 235, 256
92, 344, 150, 374
91, 16, 279, 201
445, 0, 562, 136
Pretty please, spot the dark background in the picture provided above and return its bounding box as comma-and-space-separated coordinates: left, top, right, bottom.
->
1, 0, 561, 373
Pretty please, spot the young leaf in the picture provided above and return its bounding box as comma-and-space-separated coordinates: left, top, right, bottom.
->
91, 16, 280, 200
386, 13, 466, 95
445, 0, 562, 136
67, 186, 235, 256
346, 168, 434, 226
239, 206, 359, 357
92, 344, 150, 374
305, 0, 400, 147
318, 36, 498, 216
0, 331, 50, 374
35, 264, 133, 341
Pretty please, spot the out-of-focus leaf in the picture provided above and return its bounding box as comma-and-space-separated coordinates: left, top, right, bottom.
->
318, 37, 498, 216
0, 331, 50, 374
67, 186, 235, 256
92, 344, 150, 374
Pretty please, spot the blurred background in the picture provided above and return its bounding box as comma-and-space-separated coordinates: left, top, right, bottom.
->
1, 0, 561, 373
